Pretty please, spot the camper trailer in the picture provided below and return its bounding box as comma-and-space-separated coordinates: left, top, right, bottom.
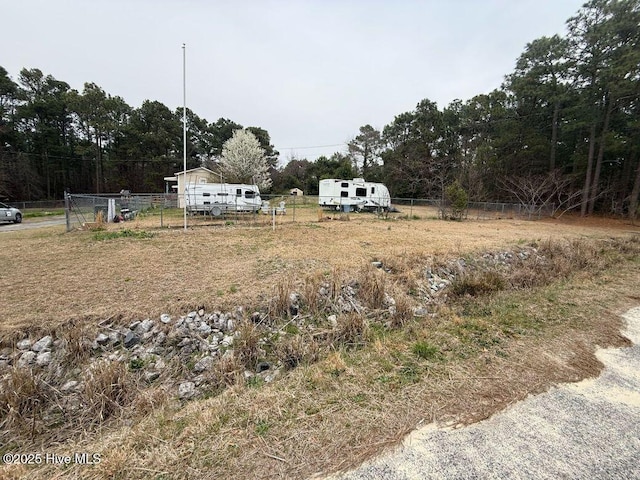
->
318, 178, 391, 212
185, 183, 261, 216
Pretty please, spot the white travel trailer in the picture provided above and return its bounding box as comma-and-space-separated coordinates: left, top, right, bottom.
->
185, 183, 262, 216
318, 178, 391, 212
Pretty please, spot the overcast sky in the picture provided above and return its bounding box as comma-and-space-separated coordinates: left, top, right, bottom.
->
4, 0, 585, 164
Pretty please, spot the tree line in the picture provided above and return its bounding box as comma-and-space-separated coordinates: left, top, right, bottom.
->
0, 69, 278, 200
275, 0, 640, 219
1, 0, 639, 218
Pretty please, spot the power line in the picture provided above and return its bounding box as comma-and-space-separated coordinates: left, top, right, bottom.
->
280, 143, 347, 150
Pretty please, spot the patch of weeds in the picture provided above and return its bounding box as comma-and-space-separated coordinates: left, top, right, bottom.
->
246, 376, 264, 388
229, 284, 238, 294
399, 361, 421, 384
369, 321, 386, 339
128, 358, 146, 371
412, 341, 440, 361
255, 419, 270, 436
352, 393, 367, 404
283, 323, 300, 335
93, 229, 154, 241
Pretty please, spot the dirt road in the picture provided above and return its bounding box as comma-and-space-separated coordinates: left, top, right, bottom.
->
330, 306, 640, 479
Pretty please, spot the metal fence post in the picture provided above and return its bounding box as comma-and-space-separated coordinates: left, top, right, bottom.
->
410, 198, 414, 219
64, 192, 71, 232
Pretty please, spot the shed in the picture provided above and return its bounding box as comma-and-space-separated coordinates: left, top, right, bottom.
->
289, 188, 304, 196
165, 167, 217, 207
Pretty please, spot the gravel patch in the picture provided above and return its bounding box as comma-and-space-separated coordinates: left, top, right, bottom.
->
330, 306, 640, 480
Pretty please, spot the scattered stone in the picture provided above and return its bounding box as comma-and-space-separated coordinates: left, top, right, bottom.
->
251, 312, 262, 323
193, 356, 214, 373
17, 339, 32, 350
160, 313, 172, 324
198, 322, 212, 336
17, 351, 37, 367
261, 368, 282, 383
137, 319, 154, 334
95, 333, 110, 346
222, 335, 234, 347
327, 314, 338, 327
178, 381, 196, 400
144, 371, 161, 382
61, 380, 79, 392
129, 320, 141, 331
35, 351, 52, 367
123, 330, 140, 349
372, 261, 383, 268
32, 335, 53, 352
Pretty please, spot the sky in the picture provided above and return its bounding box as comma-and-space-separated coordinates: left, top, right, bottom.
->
3, 0, 586, 165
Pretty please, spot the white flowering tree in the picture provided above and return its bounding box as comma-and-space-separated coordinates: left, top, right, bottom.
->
220, 129, 272, 190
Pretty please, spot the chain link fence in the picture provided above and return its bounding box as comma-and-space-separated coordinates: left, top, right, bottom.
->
63, 192, 554, 232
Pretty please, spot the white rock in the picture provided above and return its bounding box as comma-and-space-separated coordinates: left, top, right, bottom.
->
32, 335, 53, 352
222, 335, 234, 347
137, 319, 154, 333
178, 381, 196, 400
160, 313, 172, 324
193, 356, 214, 373
95, 333, 109, 345
17, 339, 32, 350
61, 380, 79, 392
327, 315, 338, 327
17, 351, 36, 367
35, 351, 52, 367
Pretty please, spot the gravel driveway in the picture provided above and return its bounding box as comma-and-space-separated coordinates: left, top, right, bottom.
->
330, 306, 640, 480
0, 215, 66, 233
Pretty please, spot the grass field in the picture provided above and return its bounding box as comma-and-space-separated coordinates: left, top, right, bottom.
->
1, 209, 639, 479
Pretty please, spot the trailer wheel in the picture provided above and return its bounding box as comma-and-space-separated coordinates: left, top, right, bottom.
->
211, 206, 222, 217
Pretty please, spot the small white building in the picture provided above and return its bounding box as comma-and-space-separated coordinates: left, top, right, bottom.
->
164, 167, 217, 208
289, 188, 304, 196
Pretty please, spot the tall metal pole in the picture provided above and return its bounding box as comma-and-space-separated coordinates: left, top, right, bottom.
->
183, 43, 187, 231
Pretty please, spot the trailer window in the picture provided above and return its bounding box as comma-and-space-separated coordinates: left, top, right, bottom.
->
355, 187, 366, 197
202, 192, 211, 197
341, 191, 348, 198
218, 192, 228, 196
341, 182, 349, 188
371, 187, 375, 194
204, 201, 210, 205
236, 188, 242, 195
245, 190, 255, 199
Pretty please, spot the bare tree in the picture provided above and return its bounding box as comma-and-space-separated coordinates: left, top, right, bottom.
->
500, 170, 584, 219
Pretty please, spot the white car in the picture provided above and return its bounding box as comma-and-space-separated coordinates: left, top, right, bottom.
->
0, 202, 22, 223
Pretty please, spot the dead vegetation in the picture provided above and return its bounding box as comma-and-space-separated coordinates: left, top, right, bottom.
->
0, 213, 639, 479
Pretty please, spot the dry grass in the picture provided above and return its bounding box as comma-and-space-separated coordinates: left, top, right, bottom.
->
1, 208, 636, 332
0, 210, 639, 479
